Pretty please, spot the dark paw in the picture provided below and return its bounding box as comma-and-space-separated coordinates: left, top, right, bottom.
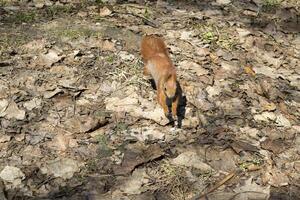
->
166, 112, 173, 121
177, 116, 183, 128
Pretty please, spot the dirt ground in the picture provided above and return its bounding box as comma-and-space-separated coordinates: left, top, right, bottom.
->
0, 0, 299, 199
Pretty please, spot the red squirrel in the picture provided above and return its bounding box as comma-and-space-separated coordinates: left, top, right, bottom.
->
141, 35, 179, 119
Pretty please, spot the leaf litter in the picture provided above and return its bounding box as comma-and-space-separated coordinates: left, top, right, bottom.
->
0, 0, 299, 199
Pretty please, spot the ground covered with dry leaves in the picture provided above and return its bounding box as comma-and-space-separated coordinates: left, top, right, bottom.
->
0, 0, 299, 199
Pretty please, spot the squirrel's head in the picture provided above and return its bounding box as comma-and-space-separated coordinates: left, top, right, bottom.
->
163, 73, 177, 99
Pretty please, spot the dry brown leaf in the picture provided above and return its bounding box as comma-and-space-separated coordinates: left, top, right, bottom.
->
244, 65, 256, 76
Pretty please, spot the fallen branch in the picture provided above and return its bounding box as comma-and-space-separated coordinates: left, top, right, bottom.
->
191, 171, 237, 200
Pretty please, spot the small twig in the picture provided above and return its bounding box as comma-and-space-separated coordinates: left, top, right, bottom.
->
36, 176, 56, 189
49, 124, 74, 136
54, 106, 62, 125
191, 171, 237, 200
114, 11, 158, 28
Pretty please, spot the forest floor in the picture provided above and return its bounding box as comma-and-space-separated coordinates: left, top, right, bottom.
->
0, 0, 299, 199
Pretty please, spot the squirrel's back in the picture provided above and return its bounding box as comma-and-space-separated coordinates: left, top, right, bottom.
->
141, 35, 169, 61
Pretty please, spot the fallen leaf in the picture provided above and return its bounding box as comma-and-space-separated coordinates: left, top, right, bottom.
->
105, 90, 169, 125
172, 151, 213, 171
43, 88, 63, 99
21, 39, 47, 53
180, 30, 194, 40
181, 116, 200, 129
47, 133, 72, 152
262, 102, 276, 111
101, 40, 116, 51
208, 149, 238, 171
130, 127, 165, 141
50, 65, 75, 75
231, 140, 259, 154
0, 166, 25, 186
240, 127, 260, 139
206, 85, 221, 98
243, 10, 258, 17
33, 0, 52, 8
114, 143, 164, 175
236, 28, 252, 38
216, 0, 231, 5
38, 50, 63, 67
25, 131, 47, 145
0, 180, 6, 200
209, 53, 219, 63
0, 99, 9, 117
262, 166, 289, 187
0, 134, 11, 143
22, 145, 43, 165
41, 158, 80, 179
178, 60, 209, 76
275, 114, 291, 127
120, 168, 149, 195
218, 98, 245, 116
234, 177, 270, 199
192, 89, 214, 111
64, 115, 105, 134
118, 51, 135, 61
99, 6, 112, 17
3, 101, 26, 120
254, 112, 276, 122
23, 98, 42, 110
261, 138, 287, 154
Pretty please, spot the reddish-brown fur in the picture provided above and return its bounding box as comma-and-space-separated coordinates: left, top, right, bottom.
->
141, 35, 179, 118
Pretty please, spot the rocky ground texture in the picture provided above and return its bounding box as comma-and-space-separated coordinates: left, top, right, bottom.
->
0, 0, 299, 199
